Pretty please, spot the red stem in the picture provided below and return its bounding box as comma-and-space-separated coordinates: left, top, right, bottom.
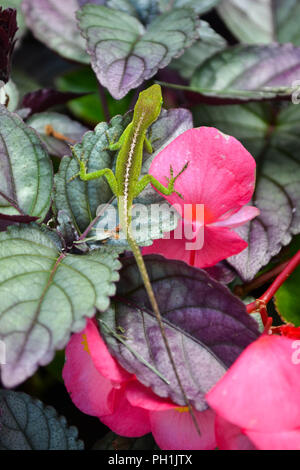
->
247, 250, 300, 320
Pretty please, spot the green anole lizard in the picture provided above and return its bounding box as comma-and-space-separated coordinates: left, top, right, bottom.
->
70, 84, 199, 434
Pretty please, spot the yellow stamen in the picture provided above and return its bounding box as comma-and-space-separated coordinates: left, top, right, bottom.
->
81, 334, 91, 355
175, 406, 189, 413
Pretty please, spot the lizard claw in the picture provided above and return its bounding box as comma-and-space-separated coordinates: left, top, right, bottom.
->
175, 162, 189, 180
175, 190, 184, 199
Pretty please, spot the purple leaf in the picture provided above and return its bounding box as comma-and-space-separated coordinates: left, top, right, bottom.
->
160, 81, 293, 106
190, 44, 300, 101
99, 255, 259, 409
77, 5, 199, 99
22, 0, 89, 63
0, 7, 18, 83
22, 88, 86, 116
204, 262, 236, 284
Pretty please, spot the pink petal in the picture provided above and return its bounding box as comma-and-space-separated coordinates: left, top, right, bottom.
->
142, 224, 193, 266
63, 328, 119, 417
207, 335, 300, 433
192, 226, 248, 268
101, 392, 151, 437
246, 429, 300, 450
211, 205, 260, 229
150, 408, 216, 450
85, 319, 132, 383
125, 381, 177, 411
149, 127, 256, 222
143, 225, 248, 269
215, 415, 256, 450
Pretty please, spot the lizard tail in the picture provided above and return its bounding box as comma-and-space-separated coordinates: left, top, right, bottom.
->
127, 233, 201, 436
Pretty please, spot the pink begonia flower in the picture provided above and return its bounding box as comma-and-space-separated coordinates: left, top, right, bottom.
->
143, 127, 259, 268
63, 319, 217, 450
206, 334, 300, 450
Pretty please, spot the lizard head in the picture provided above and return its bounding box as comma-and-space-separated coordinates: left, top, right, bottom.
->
133, 84, 163, 129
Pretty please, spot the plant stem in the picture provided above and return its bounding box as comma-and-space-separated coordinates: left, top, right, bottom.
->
247, 250, 300, 319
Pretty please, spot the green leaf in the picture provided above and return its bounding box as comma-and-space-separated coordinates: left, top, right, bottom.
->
0, 224, 121, 387
0, 390, 84, 450
27, 112, 88, 158
22, 0, 89, 63
275, 265, 300, 326
170, 21, 226, 80
0, 105, 53, 221
56, 67, 133, 126
287, 234, 300, 258
56, 66, 99, 94
77, 4, 199, 98
194, 102, 300, 281
217, 0, 300, 45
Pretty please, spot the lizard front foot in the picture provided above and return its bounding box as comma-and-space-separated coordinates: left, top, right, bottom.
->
165, 162, 189, 198
68, 147, 89, 183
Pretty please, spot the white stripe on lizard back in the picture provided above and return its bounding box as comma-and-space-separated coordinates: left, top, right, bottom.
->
123, 112, 145, 230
